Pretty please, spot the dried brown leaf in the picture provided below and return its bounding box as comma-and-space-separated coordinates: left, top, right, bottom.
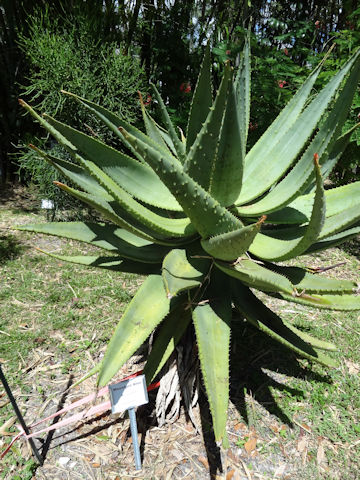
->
244, 436, 257, 454
226, 469, 236, 480
297, 436, 308, 453
345, 359, 360, 375
317, 438, 326, 465
198, 455, 209, 469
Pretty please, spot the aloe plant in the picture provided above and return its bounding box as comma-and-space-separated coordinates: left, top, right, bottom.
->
18, 41, 360, 444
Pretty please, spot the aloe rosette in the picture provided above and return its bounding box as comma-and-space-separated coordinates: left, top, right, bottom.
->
18, 41, 360, 443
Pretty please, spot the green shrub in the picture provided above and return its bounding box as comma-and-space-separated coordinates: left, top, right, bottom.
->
17, 6, 146, 217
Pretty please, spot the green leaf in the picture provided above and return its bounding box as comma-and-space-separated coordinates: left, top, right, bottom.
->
264, 180, 360, 225
267, 264, 358, 294
186, 43, 212, 152
29, 145, 111, 199
17, 222, 170, 263
234, 31, 250, 157
139, 93, 169, 151
201, 216, 265, 261
192, 272, 231, 442
162, 249, 210, 298
98, 275, 170, 387
43, 115, 182, 211
279, 291, 360, 311
185, 63, 232, 192
209, 81, 244, 206
151, 83, 186, 162
61, 90, 177, 165
305, 224, 360, 253
144, 300, 191, 383
248, 158, 325, 261
120, 127, 242, 238
237, 49, 360, 205
34, 250, 161, 274
232, 282, 337, 367
215, 258, 294, 295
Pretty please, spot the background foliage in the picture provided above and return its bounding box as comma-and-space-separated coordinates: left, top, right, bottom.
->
0, 0, 359, 195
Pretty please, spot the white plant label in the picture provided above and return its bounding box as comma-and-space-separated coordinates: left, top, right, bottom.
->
109, 375, 148, 413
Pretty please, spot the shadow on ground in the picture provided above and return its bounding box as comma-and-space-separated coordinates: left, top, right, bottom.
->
338, 237, 360, 260
0, 234, 28, 264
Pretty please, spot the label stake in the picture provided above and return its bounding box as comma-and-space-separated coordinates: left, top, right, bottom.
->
0, 364, 43, 465
128, 407, 141, 470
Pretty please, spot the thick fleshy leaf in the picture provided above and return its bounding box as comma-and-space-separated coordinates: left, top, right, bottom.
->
61, 90, 181, 166
162, 249, 210, 298
264, 180, 360, 225
242, 56, 322, 171
144, 300, 191, 383
185, 63, 232, 191
17, 222, 170, 263
209, 81, 243, 206
151, 83, 186, 162
232, 282, 337, 367
98, 275, 170, 387
248, 158, 325, 261
34, 250, 161, 274
201, 216, 265, 261
44, 115, 182, 211
267, 264, 358, 294
52, 181, 160, 242
192, 272, 231, 442
29, 145, 111, 198
279, 291, 360, 310
215, 258, 294, 295
234, 32, 250, 157
305, 224, 360, 253
120, 127, 242, 238
51, 153, 195, 239
237, 49, 360, 205
186, 43, 212, 152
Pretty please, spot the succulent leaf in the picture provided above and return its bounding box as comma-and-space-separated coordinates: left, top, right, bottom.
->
232, 282, 338, 367
201, 216, 265, 261
35, 251, 161, 274
44, 115, 182, 211
209, 81, 244, 206
267, 265, 358, 294
18, 44, 360, 441
119, 126, 242, 238
249, 157, 325, 261
215, 258, 294, 295
192, 271, 231, 442
151, 83, 186, 162
17, 221, 170, 262
186, 43, 213, 152
162, 249, 210, 298
185, 63, 232, 191
144, 301, 192, 383
237, 49, 360, 205
234, 31, 251, 157
98, 275, 170, 387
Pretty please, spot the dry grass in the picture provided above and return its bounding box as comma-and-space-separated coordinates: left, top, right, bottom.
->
1, 185, 359, 479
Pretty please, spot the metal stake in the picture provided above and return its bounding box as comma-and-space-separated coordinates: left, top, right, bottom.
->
0, 364, 43, 465
128, 407, 141, 470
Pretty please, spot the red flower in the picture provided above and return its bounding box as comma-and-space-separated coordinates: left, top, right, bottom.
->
283, 48, 289, 56
278, 80, 287, 88
144, 94, 152, 106
226, 49, 231, 55
313, 153, 319, 163
249, 121, 258, 131
315, 20, 320, 29
180, 82, 191, 94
